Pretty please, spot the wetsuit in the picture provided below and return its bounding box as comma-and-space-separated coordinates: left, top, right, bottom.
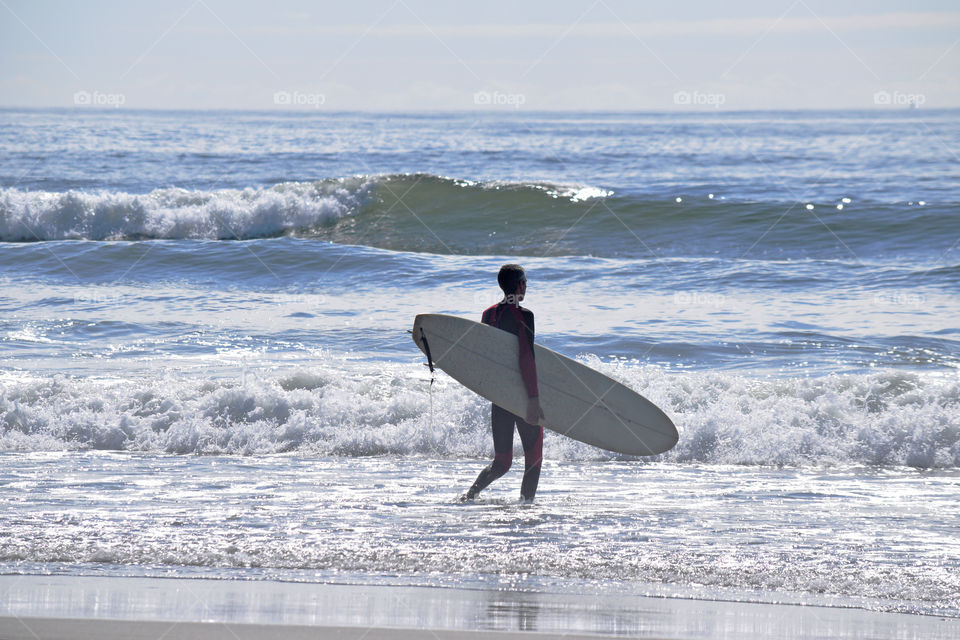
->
465, 302, 543, 501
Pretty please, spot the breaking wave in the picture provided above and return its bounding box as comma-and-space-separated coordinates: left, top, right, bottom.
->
3, 175, 955, 258
2, 363, 957, 468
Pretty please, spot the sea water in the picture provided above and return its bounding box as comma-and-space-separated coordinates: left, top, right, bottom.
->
1, 109, 958, 620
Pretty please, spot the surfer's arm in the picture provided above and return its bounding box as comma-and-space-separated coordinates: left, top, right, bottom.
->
516, 309, 539, 399
519, 310, 543, 425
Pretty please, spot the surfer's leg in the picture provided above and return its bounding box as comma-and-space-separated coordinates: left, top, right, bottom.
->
517, 419, 543, 501
464, 404, 515, 499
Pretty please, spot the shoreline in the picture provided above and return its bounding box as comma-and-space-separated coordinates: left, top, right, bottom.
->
1, 575, 957, 639
0, 618, 613, 640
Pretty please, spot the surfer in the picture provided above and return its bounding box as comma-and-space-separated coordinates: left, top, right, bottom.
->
461, 264, 544, 502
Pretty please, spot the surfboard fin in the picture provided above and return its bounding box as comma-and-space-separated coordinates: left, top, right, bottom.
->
419, 327, 435, 376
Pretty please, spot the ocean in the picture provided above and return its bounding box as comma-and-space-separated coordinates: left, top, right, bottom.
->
1, 108, 958, 626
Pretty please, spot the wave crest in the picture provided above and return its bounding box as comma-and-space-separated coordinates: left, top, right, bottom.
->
0, 178, 376, 241
3, 175, 956, 258
0, 175, 609, 244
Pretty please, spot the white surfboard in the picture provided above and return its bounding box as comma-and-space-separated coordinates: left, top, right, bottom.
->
412, 313, 678, 456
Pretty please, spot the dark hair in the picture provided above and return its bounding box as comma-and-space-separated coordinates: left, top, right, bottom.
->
497, 264, 526, 294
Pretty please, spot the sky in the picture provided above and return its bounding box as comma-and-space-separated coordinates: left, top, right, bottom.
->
1, 0, 958, 111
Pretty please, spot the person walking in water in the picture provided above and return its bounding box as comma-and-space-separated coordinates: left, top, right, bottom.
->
461, 264, 544, 502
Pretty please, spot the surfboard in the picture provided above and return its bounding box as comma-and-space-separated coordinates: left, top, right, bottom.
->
412, 313, 678, 456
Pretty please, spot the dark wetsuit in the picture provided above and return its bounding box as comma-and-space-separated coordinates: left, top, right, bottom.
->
466, 302, 543, 501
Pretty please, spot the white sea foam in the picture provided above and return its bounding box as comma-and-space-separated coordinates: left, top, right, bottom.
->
1, 364, 957, 467
1, 452, 957, 617
0, 180, 374, 241
0, 176, 618, 242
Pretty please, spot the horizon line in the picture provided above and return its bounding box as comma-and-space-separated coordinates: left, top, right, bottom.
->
3, 105, 958, 115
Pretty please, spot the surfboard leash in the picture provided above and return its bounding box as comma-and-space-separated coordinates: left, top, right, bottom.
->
413, 327, 436, 433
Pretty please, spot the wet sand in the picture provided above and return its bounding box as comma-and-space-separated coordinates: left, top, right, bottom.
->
0, 576, 957, 639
